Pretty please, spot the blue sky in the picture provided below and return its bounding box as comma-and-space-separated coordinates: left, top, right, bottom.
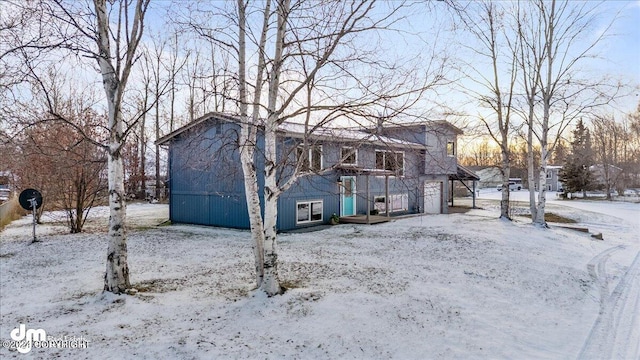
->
141, 0, 639, 118
600, 0, 640, 100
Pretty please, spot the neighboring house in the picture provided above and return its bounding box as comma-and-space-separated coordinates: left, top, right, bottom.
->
468, 166, 502, 189
589, 164, 623, 190
546, 165, 563, 191
157, 113, 468, 231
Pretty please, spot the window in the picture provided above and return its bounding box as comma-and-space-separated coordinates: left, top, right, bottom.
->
375, 150, 404, 176
341, 147, 357, 165
447, 141, 456, 156
374, 194, 408, 213
546, 171, 552, 179
343, 178, 353, 197
297, 145, 323, 171
296, 200, 323, 224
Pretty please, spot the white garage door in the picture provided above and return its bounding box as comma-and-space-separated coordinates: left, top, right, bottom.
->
423, 182, 441, 214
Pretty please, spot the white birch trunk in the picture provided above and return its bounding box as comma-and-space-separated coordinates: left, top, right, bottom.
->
259, 0, 289, 296
527, 104, 538, 221
534, 0, 556, 228
237, 0, 269, 288
500, 143, 511, 219
94, 0, 147, 292
535, 144, 549, 226
261, 122, 282, 295
239, 122, 266, 286
105, 141, 130, 292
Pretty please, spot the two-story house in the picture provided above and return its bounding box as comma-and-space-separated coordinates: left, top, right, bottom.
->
546, 165, 563, 191
157, 113, 466, 231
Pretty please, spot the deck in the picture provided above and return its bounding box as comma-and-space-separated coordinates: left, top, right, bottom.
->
338, 215, 392, 224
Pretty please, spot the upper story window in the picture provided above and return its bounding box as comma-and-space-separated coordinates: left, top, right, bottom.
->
375, 150, 404, 176
447, 141, 456, 157
297, 144, 322, 171
341, 147, 357, 165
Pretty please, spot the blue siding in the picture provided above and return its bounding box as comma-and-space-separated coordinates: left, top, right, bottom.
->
168, 120, 251, 228
278, 173, 341, 230
165, 115, 454, 231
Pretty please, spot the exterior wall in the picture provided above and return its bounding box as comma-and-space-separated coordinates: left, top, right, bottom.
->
380, 124, 457, 175
277, 141, 425, 229
168, 120, 257, 229
474, 167, 502, 188
165, 117, 458, 231
545, 167, 563, 191
277, 174, 340, 230
424, 130, 457, 175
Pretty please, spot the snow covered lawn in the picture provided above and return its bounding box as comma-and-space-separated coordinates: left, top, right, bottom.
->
1, 200, 638, 359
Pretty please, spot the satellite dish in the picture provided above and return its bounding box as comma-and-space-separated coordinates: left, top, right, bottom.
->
19, 188, 43, 210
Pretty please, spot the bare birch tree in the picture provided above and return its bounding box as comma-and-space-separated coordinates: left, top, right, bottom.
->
522, 0, 620, 226
178, 0, 448, 295
92, 0, 151, 293
455, 1, 519, 220
17, 0, 152, 293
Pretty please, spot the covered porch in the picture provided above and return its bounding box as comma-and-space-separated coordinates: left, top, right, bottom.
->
449, 164, 481, 208
335, 165, 396, 225
338, 214, 392, 224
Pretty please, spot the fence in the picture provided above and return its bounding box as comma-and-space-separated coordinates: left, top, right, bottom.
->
0, 197, 20, 230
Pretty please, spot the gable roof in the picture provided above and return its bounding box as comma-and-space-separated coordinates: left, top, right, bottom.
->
278, 122, 426, 149
156, 112, 239, 145
157, 112, 426, 149
374, 119, 464, 135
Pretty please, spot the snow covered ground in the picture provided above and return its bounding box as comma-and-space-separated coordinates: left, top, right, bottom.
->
0, 196, 638, 359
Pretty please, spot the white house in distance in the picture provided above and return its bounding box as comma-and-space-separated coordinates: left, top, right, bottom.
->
546, 165, 563, 191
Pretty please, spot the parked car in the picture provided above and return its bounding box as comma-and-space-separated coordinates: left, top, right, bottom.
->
496, 182, 522, 191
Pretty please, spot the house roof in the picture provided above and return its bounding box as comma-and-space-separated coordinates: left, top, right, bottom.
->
157, 112, 426, 150
278, 122, 426, 149
375, 119, 464, 135
156, 112, 240, 145
450, 164, 481, 181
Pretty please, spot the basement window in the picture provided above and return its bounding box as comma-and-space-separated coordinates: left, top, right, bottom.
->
296, 200, 323, 224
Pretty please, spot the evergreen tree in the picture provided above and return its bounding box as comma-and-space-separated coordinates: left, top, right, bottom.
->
559, 119, 594, 197
552, 139, 568, 165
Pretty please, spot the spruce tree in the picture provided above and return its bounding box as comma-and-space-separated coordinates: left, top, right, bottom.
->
559, 119, 594, 197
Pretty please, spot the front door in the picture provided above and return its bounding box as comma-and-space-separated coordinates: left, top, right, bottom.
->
340, 176, 356, 216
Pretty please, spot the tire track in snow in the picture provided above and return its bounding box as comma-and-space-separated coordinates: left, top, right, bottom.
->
578, 247, 640, 360
586, 245, 625, 306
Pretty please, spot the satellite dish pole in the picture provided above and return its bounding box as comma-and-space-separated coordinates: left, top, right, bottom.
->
19, 189, 43, 243
28, 198, 37, 242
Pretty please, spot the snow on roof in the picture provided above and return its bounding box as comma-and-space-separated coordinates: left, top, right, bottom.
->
157, 112, 426, 149
278, 122, 425, 149
367, 118, 464, 135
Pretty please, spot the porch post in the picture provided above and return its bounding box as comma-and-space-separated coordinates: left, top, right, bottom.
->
450, 179, 454, 207
385, 174, 389, 217
472, 180, 477, 208
366, 174, 370, 224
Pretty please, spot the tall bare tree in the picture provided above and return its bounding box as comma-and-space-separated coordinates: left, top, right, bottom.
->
181, 0, 447, 295
455, 1, 520, 220
92, 0, 150, 293
591, 114, 625, 198
523, 0, 620, 226
18, 0, 152, 293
